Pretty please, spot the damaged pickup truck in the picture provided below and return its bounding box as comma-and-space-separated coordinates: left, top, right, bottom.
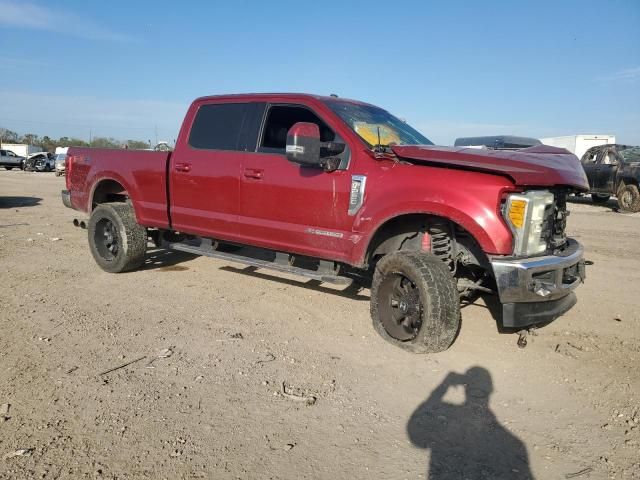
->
581, 144, 640, 212
62, 94, 588, 353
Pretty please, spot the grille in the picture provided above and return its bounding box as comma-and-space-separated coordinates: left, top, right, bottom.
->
542, 191, 568, 252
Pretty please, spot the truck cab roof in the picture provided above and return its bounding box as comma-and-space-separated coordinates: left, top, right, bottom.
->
192, 92, 373, 107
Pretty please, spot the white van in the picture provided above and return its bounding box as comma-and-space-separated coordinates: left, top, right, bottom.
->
540, 135, 616, 161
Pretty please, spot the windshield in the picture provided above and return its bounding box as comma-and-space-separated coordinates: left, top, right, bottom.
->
56, 154, 67, 161
620, 146, 640, 163
325, 100, 433, 147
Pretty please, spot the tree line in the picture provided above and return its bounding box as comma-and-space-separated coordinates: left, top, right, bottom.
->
0, 127, 151, 152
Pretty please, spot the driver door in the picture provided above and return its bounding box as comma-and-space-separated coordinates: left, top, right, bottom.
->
593, 148, 618, 193
238, 103, 355, 262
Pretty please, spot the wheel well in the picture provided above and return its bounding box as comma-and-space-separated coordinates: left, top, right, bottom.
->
366, 214, 428, 263
92, 179, 128, 209
618, 177, 639, 190
365, 213, 489, 272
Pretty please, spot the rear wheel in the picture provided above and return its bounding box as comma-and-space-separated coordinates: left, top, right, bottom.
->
88, 202, 147, 273
4, 167, 13, 170
370, 251, 460, 353
591, 193, 610, 204
617, 184, 640, 213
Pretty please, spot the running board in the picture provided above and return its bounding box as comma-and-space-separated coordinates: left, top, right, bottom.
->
164, 241, 352, 285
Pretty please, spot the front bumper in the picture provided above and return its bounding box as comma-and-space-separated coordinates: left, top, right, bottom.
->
490, 239, 585, 328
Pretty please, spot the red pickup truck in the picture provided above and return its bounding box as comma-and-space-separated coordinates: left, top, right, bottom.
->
62, 93, 588, 353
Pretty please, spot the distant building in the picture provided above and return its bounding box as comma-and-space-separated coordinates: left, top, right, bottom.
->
0, 143, 40, 158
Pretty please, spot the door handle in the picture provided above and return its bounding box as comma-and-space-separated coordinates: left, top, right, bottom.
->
243, 168, 263, 179
175, 163, 191, 173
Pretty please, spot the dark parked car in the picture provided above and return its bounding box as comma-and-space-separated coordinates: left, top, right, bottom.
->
0, 149, 25, 170
581, 144, 640, 212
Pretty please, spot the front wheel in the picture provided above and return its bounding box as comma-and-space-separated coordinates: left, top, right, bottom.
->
370, 251, 460, 353
88, 202, 147, 273
617, 184, 640, 213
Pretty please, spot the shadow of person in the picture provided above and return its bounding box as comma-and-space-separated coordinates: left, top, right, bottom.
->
407, 367, 533, 479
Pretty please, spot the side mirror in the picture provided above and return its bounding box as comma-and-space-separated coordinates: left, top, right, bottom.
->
286, 122, 321, 166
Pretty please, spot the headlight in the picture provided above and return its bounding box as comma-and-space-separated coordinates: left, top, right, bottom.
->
503, 190, 554, 256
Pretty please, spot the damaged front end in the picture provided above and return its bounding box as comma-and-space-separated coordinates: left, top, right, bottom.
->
490, 188, 586, 328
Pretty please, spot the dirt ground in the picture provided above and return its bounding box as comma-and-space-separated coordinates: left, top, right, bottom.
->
0, 170, 638, 480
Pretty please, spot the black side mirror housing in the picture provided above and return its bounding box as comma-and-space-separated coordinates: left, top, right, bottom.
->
286, 122, 322, 167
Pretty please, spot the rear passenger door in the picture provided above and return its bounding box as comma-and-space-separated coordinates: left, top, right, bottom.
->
169, 102, 263, 239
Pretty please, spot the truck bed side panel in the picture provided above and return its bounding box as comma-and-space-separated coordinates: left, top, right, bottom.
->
67, 147, 170, 228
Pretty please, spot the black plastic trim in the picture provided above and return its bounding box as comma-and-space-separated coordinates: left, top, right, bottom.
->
501, 292, 577, 329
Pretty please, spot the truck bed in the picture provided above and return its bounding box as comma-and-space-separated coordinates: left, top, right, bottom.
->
66, 147, 171, 229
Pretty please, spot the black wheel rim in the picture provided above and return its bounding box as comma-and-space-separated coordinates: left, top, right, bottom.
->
94, 218, 119, 261
378, 272, 423, 341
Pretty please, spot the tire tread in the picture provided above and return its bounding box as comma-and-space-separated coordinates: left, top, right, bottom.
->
370, 250, 460, 353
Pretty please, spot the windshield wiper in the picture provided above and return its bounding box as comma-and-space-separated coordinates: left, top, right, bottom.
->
369, 126, 389, 153
372, 144, 394, 154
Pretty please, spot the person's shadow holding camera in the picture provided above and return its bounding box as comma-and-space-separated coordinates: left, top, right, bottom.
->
407, 366, 533, 479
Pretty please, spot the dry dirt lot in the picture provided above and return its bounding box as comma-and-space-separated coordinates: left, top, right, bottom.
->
1, 170, 639, 480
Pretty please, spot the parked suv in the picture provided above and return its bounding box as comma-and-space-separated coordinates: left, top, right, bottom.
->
0, 149, 25, 170
62, 93, 589, 353
581, 144, 640, 212
55, 153, 67, 176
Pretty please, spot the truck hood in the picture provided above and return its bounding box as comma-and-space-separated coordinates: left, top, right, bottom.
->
390, 144, 589, 190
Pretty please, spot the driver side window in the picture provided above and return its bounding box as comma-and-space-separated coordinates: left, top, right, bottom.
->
259, 105, 335, 152
601, 150, 618, 165
582, 151, 598, 164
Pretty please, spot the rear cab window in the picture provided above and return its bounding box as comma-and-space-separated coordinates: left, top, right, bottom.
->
188, 102, 265, 152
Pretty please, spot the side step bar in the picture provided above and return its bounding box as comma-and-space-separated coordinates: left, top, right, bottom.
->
163, 239, 352, 285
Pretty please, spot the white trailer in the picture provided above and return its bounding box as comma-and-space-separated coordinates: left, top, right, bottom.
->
540, 135, 615, 161
0, 143, 40, 158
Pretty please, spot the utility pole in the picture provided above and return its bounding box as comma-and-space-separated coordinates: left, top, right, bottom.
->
89, 128, 92, 147
154, 125, 158, 146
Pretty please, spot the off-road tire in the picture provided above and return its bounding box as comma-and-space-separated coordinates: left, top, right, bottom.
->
88, 202, 147, 273
4, 167, 13, 170
370, 251, 460, 353
591, 193, 610, 204
617, 184, 640, 213
55, 171, 62, 177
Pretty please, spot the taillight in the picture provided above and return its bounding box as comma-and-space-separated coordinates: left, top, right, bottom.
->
65, 155, 73, 188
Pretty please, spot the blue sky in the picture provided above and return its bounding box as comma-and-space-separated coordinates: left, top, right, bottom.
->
0, 0, 638, 145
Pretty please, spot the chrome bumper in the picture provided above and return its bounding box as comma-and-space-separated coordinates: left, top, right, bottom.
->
489, 239, 585, 327
61, 190, 73, 209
